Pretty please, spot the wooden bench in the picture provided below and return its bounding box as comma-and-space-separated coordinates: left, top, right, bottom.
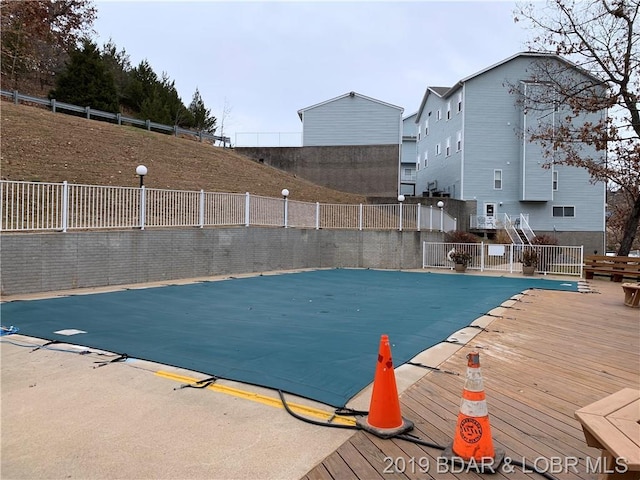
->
575, 388, 640, 479
622, 283, 640, 308
584, 255, 640, 282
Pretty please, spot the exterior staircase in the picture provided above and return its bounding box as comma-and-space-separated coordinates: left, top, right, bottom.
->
505, 213, 535, 246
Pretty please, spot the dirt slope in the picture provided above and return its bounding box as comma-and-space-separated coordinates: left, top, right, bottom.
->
0, 101, 366, 204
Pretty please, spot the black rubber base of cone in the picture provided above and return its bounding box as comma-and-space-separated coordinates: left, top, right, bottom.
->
440, 444, 505, 474
356, 417, 414, 439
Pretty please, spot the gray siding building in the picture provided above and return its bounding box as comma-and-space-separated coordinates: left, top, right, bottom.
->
400, 112, 418, 196
298, 91, 403, 147
414, 52, 606, 251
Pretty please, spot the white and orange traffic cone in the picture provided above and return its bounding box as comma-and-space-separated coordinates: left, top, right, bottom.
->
441, 351, 504, 473
356, 334, 414, 438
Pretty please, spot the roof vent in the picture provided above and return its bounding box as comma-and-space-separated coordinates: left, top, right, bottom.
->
349, 91, 355, 97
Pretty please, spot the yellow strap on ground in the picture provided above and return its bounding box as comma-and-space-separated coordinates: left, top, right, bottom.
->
155, 370, 356, 426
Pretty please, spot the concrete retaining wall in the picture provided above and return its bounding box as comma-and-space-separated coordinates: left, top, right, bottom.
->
235, 145, 399, 197
0, 228, 442, 295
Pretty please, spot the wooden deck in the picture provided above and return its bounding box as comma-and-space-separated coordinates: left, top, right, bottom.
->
303, 279, 640, 480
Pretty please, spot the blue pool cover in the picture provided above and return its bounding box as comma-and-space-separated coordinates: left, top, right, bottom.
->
1, 269, 578, 407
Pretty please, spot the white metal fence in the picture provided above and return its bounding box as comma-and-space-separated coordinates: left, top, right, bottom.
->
1, 180, 457, 233
422, 242, 584, 276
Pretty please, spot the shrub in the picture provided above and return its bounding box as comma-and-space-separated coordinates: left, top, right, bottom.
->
494, 229, 512, 244
445, 230, 481, 243
532, 234, 558, 245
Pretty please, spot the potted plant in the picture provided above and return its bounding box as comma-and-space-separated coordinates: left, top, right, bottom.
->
450, 250, 472, 272
521, 248, 538, 275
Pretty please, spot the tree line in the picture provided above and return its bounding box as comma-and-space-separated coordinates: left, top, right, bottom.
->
1, 0, 216, 133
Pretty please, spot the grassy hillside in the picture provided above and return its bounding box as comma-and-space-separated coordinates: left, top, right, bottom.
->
0, 102, 366, 204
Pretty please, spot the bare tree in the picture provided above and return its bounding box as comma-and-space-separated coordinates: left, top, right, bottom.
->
1, 0, 97, 91
514, 0, 639, 254
218, 97, 233, 147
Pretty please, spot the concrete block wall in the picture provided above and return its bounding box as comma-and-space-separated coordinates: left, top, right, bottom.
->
235, 145, 400, 197
0, 228, 442, 295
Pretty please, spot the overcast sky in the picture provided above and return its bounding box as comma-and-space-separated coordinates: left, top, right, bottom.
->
93, 1, 533, 145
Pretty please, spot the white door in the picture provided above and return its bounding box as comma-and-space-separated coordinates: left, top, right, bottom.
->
484, 203, 497, 228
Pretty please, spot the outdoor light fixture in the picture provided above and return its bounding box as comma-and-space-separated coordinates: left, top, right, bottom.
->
437, 200, 444, 232
398, 195, 405, 202
398, 195, 405, 231
136, 165, 148, 188
281, 188, 289, 228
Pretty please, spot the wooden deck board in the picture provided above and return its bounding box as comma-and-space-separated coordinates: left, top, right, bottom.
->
303, 279, 640, 480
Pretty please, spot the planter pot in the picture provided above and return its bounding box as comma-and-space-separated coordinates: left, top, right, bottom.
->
522, 265, 536, 276
454, 263, 467, 273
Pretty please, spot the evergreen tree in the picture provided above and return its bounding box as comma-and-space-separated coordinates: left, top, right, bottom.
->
189, 88, 217, 134
101, 39, 131, 106
49, 38, 118, 113
123, 59, 158, 112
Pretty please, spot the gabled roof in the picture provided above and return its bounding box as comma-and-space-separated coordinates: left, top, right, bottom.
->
414, 51, 603, 123
297, 91, 403, 121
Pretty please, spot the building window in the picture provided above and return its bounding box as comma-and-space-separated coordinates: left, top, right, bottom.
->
494, 169, 502, 190
457, 92, 462, 113
425, 119, 429, 136
436, 109, 441, 121
553, 171, 558, 191
456, 131, 462, 151
416, 155, 420, 170
435, 143, 441, 156
446, 137, 451, 156
446, 101, 451, 120
417, 124, 421, 141
423, 151, 428, 168
553, 206, 575, 217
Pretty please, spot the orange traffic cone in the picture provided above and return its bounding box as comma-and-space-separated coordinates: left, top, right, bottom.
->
441, 351, 504, 473
356, 334, 413, 438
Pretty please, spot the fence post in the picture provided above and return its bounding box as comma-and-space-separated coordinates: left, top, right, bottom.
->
398, 202, 403, 232
480, 241, 485, 271
417, 203, 421, 232
85, 106, 91, 119
198, 130, 203, 142
359, 204, 363, 231
13, 90, 18, 105
51, 99, 57, 113
116, 113, 121, 125
199, 189, 204, 228
245, 192, 250, 227
62, 181, 68, 233
146, 120, 151, 131
315, 202, 320, 230
174, 125, 178, 137
139, 185, 146, 230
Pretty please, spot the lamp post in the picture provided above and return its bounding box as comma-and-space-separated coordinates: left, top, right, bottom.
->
437, 200, 444, 232
281, 188, 289, 228
136, 165, 148, 230
136, 165, 148, 188
398, 194, 405, 231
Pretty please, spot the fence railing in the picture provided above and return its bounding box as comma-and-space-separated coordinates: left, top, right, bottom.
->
1, 89, 230, 147
234, 132, 302, 147
422, 242, 584, 276
0, 180, 457, 233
